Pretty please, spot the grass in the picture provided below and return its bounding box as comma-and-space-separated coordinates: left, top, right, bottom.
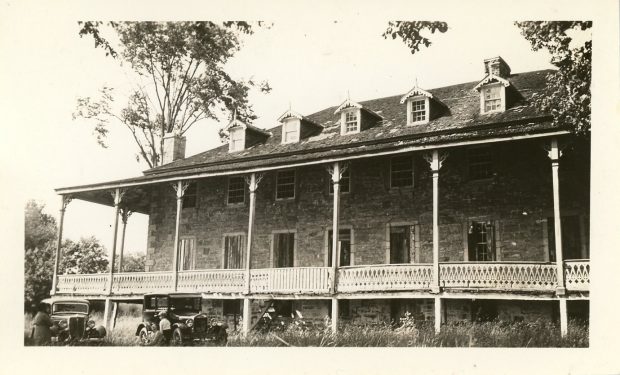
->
25, 312, 588, 347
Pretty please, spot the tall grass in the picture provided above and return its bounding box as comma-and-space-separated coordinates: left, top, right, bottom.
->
25, 313, 588, 347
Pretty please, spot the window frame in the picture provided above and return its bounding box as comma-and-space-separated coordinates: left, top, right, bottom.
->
467, 146, 494, 181
389, 155, 415, 189
325, 226, 355, 267
479, 83, 506, 114
281, 118, 300, 144
229, 127, 246, 152
406, 96, 430, 125
182, 182, 197, 209
177, 236, 197, 271
270, 230, 297, 268
221, 232, 246, 269
275, 169, 296, 200
340, 108, 361, 135
329, 166, 351, 195
226, 176, 246, 205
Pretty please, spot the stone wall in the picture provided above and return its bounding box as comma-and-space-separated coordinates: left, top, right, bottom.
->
145, 138, 589, 271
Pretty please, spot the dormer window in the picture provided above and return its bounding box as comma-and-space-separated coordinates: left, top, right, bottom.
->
483, 85, 502, 112
344, 110, 359, 134
283, 119, 300, 144
229, 127, 245, 152
411, 99, 426, 122
475, 57, 512, 114
400, 86, 433, 125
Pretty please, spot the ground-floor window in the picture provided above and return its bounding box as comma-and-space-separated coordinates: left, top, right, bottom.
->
223, 299, 241, 315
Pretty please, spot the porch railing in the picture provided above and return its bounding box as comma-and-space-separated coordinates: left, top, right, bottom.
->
439, 262, 558, 291
177, 269, 245, 293
564, 259, 590, 291
56, 273, 109, 295
111, 271, 173, 294
249, 267, 331, 294
337, 264, 433, 293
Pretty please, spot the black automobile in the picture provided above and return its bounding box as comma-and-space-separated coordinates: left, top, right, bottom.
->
135, 293, 227, 346
42, 298, 106, 344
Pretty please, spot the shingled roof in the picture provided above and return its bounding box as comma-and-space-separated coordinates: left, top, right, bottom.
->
144, 69, 557, 177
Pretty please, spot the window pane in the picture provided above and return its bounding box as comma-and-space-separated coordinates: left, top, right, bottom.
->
329, 168, 350, 194
276, 170, 296, 199
468, 222, 495, 261
390, 156, 413, 188
275, 233, 295, 268
284, 120, 299, 142
468, 147, 493, 180
344, 111, 358, 133
183, 183, 197, 208
227, 176, 245, 204
411, 99, 426, 122
483, 86, 501, 112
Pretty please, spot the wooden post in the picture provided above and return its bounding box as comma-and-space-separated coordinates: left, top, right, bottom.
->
51, 195, 71, 296
425, 150, 447, 293
329, 162, 342, 294
331, 297, 339, 334
434, 296, 442, 334
103, 298, 112, 332
107, 188, 124, 295
548, 138, 566, 295
245, 173, 262, 294
118, 208, 132, 273
172, 181, 189, 292
559, 298, 568, 337
242, 298, 251, 337
111, 301, 119, 329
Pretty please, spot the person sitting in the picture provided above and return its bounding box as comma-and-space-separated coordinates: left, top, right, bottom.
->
158, 310, 172, 345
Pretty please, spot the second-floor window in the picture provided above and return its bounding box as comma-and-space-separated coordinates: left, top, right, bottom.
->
327, 228, 351, 267
283, 119, 299, 143
344, 111, 358, 133
468, 221, 495, 261
227, 176, 245, 204
177, 237, 196, 271
223, 234, 245, 269
329, 167, 350, 194
411, 99, 426, 123
483, 85, 502, 113
183, 183, 197, 208
468, 147, 493, 180
276, 170, 296, 199
390, 155, 414, 188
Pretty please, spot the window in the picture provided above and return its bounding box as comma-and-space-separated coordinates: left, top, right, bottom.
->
329, 167, 350, 194
223, 234, 245, 269
468, 147, 493, 180
344, 111, 359, 133
274, 232, 295, 268
482, 85, 502, 113
177, 238, 196, 271
282, 119, 299, 143
272, 300, 293, 317
183, 183, 197, 208
327, 229, 352, 267
547, 215, 588, 261
467, 221, 495, 261
390, 226, 411, 264
390, 155, 414, 188
410, 99, 426, 123
146, 296, 169, 309
230, 128, 245, 152
227, 176, 245, 204
276, 170, 296, 199
223, 300, 241, 315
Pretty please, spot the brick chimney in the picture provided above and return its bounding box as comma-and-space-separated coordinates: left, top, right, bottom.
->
162, 132, 186, 164
484, 56, 511, 78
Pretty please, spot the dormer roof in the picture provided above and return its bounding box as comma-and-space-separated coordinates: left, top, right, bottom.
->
399, 86, 433, 103
474, 74, 511, 91
334, 98, 363, 114
277, 109, 321, 128
224, 117, 271, 137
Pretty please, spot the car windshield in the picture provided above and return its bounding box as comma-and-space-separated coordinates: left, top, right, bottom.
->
170, 297, 201, 313
53, 302, 88, 314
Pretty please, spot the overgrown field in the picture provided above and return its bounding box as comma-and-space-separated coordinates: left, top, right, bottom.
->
24, 312, 588, 347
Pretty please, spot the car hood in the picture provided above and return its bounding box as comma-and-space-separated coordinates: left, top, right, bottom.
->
52, 313, 89, 319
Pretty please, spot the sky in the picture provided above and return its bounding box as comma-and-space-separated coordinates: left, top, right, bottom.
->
3, 18, 559, 256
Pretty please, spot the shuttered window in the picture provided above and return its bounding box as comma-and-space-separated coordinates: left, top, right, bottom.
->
177, 238, 196, 271
274, 232, 295, 268
223, 234, 245, 269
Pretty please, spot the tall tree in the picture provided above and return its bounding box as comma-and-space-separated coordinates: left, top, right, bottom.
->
74, 22, 271, 168
382, 21, 448, 54
60, 237, 109, 274
516, 21, 591, 135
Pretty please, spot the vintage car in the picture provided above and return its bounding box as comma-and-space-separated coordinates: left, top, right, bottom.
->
42, 298, 106, 343
135, 293, 228, 346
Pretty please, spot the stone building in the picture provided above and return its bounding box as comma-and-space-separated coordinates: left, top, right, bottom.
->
52, 57, 590, 335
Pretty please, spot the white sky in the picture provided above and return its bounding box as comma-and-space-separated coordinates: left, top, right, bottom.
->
4, 19, 558, 255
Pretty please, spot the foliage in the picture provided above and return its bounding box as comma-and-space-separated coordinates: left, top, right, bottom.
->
74, 22, 271, 168
60, 236, 109, 274
115, 252, 146, 272
515, 21, 591, 135
382, 21, 448, 54
24, 200, 57, 310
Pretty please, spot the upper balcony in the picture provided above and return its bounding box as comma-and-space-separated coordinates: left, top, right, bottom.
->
55, 259, 589, 298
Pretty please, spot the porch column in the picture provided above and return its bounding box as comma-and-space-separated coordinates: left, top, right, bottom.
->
559, 298, 568, 337
51, 195, 71, 295
242, 298, 251, 337
331, 297, 339, 334
425, 150, 448, 293
328, 162, 346, 293
244, 173, 263, 295
103, 298, 112, 332
434, 296, 442, 334
548, 138, 566, 295
107, 188, 124, 295
118, 208, 132, 273
172, 181, 189, 292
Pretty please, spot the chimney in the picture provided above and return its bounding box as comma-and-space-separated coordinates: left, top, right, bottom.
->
484, 56, 511, 78
162, 132, 186, 164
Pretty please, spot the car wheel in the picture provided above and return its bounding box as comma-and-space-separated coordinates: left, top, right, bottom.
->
171, 328, 183, 346
139, 328, 154, 346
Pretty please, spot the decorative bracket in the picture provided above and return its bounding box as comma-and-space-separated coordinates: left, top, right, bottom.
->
172, 181, 190, 199
120, 207, 133, 224
245, 173, 264, 193
543, 138, 566, 162
326, 162, 349, 183
60, 194, 73, 212
423, 150, 449, 172
110, 189, 126, 206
